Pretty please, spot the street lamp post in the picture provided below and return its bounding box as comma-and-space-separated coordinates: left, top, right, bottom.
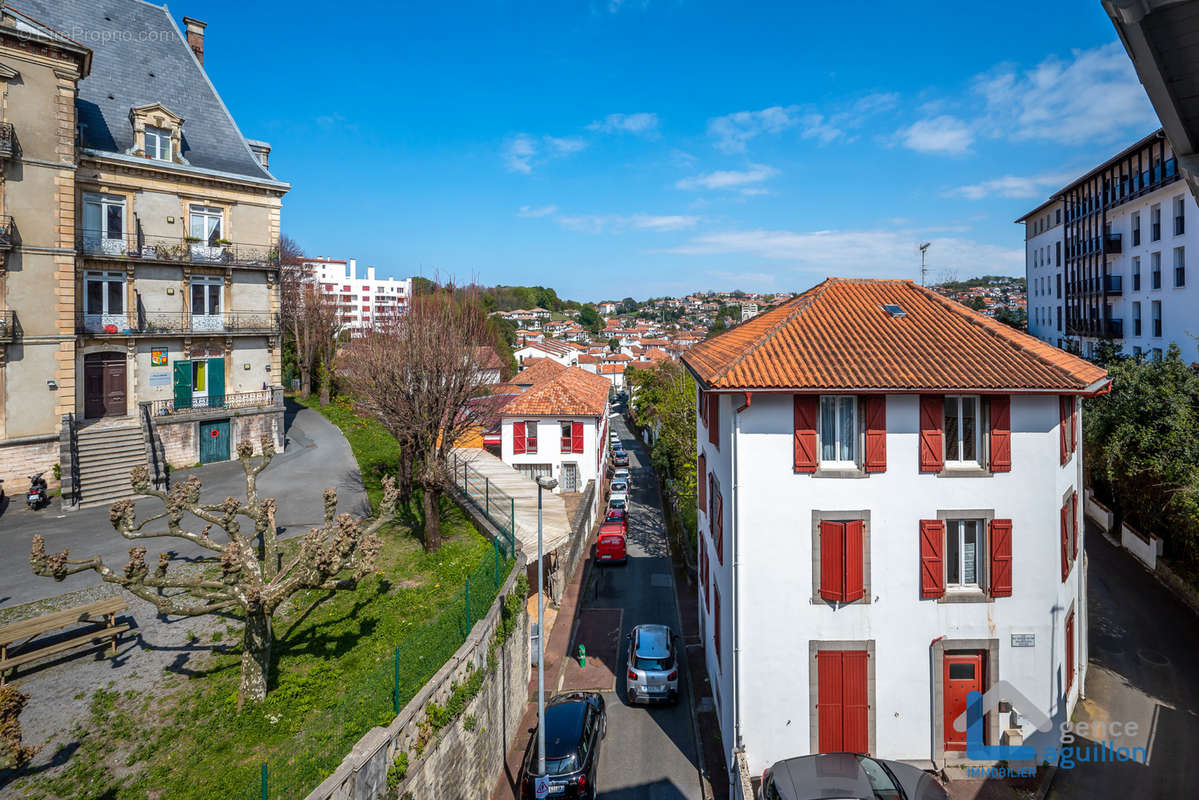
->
535, 474, 558, 783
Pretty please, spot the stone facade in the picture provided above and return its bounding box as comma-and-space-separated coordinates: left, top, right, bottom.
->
151, 402, 284, 469
0, 435, 60, 491
305, 556, 530, 800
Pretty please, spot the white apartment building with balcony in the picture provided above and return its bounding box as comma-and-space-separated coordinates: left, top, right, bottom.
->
302, 257, 412, 332
1022, 130, 1199, 360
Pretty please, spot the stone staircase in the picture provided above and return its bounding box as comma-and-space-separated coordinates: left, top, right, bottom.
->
76, 424, 149, 508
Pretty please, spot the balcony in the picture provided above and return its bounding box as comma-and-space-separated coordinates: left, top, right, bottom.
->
145, 387, 283, 419
1103, 275, 1123, 295
78, 230, 278, 269
1104, 319, 1124, 339
0, 122, 12, 159
1103, 233, 1122, 254
0, 215, 12, 250
0, 310, 14, 343
77, 310, 278, 336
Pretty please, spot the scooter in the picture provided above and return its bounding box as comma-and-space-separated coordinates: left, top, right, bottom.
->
26, 472, 48, 510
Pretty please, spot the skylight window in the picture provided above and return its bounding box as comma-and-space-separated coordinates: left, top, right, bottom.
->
882, 304, 906, 318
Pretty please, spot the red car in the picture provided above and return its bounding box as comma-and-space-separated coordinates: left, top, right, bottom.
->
597, 523, 627, 564
604, 508, 628, 530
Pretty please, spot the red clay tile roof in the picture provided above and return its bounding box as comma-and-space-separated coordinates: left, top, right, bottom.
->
501, 366, 610, 417
682, 278, 1108, 392
475, 346, 504, 371
513, 358, 569, 386
518, 339, 574, 357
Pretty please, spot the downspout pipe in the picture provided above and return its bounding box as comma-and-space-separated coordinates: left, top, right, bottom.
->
731, 392, 751, 775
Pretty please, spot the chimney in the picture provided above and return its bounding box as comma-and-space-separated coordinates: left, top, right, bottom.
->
246, 139, 271, 169
183, 17, 207, 64
367, 266, 376, 281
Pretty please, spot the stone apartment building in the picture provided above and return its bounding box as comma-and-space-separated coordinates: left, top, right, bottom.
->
0, 1, 288, 507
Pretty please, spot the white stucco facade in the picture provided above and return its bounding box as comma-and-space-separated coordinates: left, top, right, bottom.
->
500, 413, 608, 493
697, 390, 1086, 774
1025, 201, 1066, 347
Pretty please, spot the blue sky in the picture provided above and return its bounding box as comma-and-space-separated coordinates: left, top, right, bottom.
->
194, 0, 1160, 301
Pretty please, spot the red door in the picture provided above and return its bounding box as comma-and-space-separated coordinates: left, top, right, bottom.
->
944, 652, 985, 752
817, 650, 869, 753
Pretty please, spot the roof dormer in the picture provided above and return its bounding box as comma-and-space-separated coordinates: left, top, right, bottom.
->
127, 103, 188, 164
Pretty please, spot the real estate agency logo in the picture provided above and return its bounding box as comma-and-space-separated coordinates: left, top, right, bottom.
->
954, 680, 1147, 776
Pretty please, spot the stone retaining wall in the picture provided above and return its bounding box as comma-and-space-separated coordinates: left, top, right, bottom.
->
152, 405, 283, 468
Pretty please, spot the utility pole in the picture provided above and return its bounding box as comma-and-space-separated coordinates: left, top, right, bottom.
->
919, 242, 931, 286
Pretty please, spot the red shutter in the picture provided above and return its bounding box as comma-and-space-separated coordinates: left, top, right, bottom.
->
989, 396, 1011, 472
920, 519, 945, 598
989, 519, 1012, 597
571, 421, 584, 453
697, 454, 707, 509
699, 387, 707, 426
843, 520, 865, 602
819, 521, 845, 602
713, 587, 721, 669
708, 393, 719, 447
1071, 491, 1079, 559
1065, 610, 1075, 694
816, 651, 844, 753
919, 395, 944, 472
842, 650, 869, 753
793, 395, 819, 473
708, 474, 716, 539
715, 490, 724, 565
1060, 501, 1070, 582
1059, 396, 1070, 465
513, 421, 525, 454
702, 548, 709, 611
1069, 398, 1078, 456
862, 396, 887, 473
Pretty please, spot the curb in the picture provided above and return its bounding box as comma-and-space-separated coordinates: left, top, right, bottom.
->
1034, 765, 1058, 800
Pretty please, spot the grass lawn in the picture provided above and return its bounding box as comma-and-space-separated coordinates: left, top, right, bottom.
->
13, 399, 514, 800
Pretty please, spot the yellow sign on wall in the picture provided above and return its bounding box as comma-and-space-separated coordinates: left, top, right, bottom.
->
151, 348, 168, 366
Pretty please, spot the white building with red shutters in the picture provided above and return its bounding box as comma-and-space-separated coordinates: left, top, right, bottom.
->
681, 278, 1109, 780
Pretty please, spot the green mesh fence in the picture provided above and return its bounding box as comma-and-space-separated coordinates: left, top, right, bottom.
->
452, 453, 518, 558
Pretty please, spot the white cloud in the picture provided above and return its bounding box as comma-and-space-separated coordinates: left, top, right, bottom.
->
675, 163, 779, 192
517, 204, 558, 218
663, 227, 1023, 277
799, 113, 843, 144
555, 212, 699, 234
946, 171, 1077, 200
587, 112, 660, 137
502, 133, 588, 173
973, 42, 1157, 144
707, 106, 799, 153
897, 115, 975, 155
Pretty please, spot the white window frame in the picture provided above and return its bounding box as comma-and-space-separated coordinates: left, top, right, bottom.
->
943, 394, 983, 468
945, 518, 985, 590
83, 270, 125, 316
145, 126, 172, 161
81, 192, 126, 255
818, 395, 858, 468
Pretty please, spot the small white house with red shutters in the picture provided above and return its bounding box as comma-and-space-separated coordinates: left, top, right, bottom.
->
498, 365, 611, 493
682, 279, 1109, 781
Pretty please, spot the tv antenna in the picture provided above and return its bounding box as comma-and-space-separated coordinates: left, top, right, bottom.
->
919, 242, 931, 286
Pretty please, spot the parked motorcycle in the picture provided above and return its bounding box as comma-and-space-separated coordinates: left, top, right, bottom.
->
26, 472, 48, 510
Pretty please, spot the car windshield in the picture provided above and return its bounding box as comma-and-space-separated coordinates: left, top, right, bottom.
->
611, 482, 627, 492
544, 753, 578, 775
633, 655, 670, 671
857, 757, 902, 800
610, 499, 626, 508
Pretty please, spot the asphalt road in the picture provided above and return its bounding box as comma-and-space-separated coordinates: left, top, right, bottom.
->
0, 401, 369, 610
590, 403, 703, 800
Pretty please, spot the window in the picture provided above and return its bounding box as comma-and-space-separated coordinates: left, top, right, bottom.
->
1152, 252, 1162, 289
1175, 247, 1186, 287
819, 396, 857, 467
190, 276, 222, 319
145, 126, 172, 161
945, 519, 983, 589
818, 519, 864, 603
81, 193, 126, 254
1152, 347, 1163, 360
560, 421, 572, 453
1133, 346, 1143, 358
1132, 257, 1141, 291
1152, 301, 1162, 337
943, 395, 981, 466
84, 270, 125, 317
1175, 196, 1185, 236
1056, 274, 1062, 299
1056, 241, 1061, 267
1132, 213, 1141, 246
1151, 204, 1161, 241
1133, 302, 1142, 336
1056, 306, 1062, 331
189, 204, 223, 246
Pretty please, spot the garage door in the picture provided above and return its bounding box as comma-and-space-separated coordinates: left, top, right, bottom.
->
816, 649, 869, 753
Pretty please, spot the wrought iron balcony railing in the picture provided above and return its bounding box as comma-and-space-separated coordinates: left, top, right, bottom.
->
78, 229, 278, 268
0, 215, 13, 250
1103, 274, 1122, 295
0, 122, 13, 159
0, 310, 14, 343
145, 387, 283, 418
77, 310, 278, 336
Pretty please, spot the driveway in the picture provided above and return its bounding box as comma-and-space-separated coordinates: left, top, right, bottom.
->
585, 410, 703, 800
0, 401, 369, 610
1048, 526, 1199, 799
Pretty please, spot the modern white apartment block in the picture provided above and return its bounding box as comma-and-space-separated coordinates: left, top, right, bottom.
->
302, 257, 411, 332
1022, 129, 1198, 360
683, 279, 1109, 779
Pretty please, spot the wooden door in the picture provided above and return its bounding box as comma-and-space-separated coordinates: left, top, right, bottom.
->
103, 359, 126, 417
562, 463, 578, 492
200, 419, 231, 463
84, 353, 126, 418
944, 652, 985, 752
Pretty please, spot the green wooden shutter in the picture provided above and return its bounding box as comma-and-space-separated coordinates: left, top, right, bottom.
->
173, 361, 192, 409
207, 358, 225, 408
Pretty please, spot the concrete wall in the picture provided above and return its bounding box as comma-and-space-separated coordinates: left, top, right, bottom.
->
699, 391, 1085, 771
1121, 522, 1160, 570
153, 406, 282, 468
0, 435, 59, 492
305, 557, 529, 800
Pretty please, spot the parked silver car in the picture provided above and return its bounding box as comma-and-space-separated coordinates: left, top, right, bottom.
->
625, 624, 679, 704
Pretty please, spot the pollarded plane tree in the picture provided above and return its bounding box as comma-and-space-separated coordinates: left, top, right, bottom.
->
29, 437, 397, 707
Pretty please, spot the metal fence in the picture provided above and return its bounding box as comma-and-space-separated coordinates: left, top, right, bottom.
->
451, 452, 518, 558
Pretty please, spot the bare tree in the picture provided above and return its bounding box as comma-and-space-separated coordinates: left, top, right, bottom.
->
278, 236, 341, 403
339, 289, 495, 551
30, 438, 397, 707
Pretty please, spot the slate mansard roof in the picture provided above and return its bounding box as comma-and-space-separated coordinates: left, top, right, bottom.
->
15, 0, 280, 182
683, 278, 1109, 393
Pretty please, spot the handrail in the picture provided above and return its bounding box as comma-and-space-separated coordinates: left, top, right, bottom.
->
77, 229, 278, 268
